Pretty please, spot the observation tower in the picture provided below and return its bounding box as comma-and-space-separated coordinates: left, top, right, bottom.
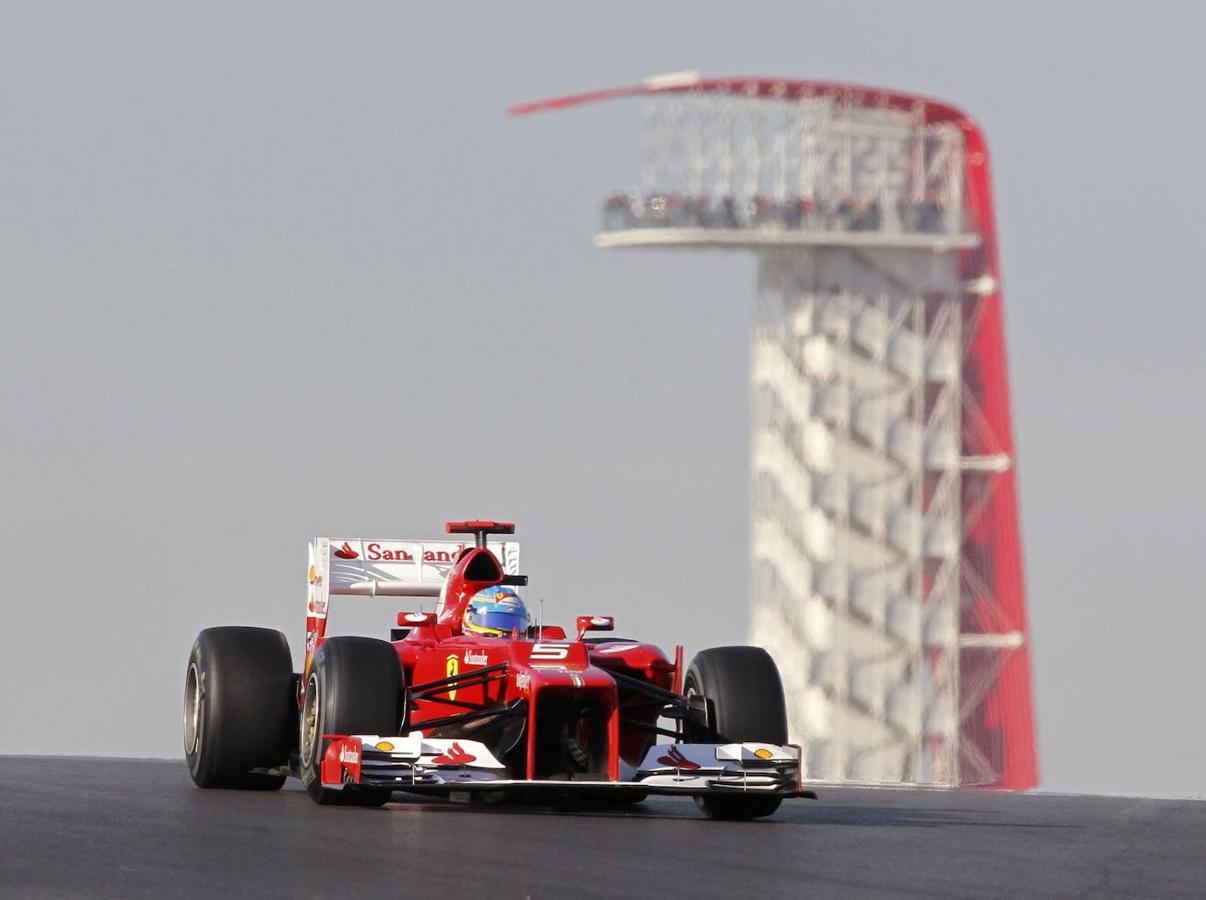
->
512, 73, 1037, 788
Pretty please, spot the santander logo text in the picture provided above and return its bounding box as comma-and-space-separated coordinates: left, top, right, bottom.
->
366, 543, 412, 561
354, 543, 469, 563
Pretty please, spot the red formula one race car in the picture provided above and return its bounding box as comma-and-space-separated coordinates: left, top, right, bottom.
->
184, 520, 812, 819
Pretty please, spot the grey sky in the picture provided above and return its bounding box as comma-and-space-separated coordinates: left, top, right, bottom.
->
2, 2, 1203, 798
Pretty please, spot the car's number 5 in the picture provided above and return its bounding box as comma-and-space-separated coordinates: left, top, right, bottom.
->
530, 643, 569, 661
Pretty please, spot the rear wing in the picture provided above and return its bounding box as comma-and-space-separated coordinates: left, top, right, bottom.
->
307, 537, 522, 620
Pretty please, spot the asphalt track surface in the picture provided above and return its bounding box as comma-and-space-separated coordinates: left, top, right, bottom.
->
2, 758, 1205, 899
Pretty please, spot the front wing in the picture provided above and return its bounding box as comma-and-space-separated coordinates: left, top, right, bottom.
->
321, 734, 814, 798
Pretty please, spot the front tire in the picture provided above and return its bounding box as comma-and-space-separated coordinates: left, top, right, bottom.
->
299, 637, 402, 807
684, 646, 788, 820
184, 626, 294, 790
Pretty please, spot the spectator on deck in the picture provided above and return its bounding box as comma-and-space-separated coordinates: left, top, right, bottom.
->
602, 192, 632, 230
917, 189, 944, 233
719, 195, 740, 229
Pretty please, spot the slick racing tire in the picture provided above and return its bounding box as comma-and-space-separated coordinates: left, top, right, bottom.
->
185, 626, 295, 790
300, 636, 402, 807
684, 646, 788, 821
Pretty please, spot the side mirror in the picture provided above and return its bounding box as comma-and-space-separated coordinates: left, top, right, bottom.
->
576, 615, 615, 641
398, 611, 437, 628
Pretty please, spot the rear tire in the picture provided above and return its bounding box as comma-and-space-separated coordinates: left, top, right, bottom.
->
684, 646, 788, 820
299, 637, 402, 807
184, 626, 294, 790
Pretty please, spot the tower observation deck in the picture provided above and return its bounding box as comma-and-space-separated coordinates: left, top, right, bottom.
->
512, 73, 1037, 788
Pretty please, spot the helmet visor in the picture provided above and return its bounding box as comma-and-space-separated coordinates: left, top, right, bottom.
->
466, 608, 529, 635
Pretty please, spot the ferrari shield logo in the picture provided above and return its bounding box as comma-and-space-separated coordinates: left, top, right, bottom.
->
445, 654, 459, 701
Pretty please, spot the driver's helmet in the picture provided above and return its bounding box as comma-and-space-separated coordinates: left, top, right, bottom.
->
463, 586, 530, 638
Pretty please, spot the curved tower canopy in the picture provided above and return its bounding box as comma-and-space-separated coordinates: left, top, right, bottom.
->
513, 73, 1036, 789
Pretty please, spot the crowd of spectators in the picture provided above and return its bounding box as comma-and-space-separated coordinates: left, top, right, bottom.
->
601, 189, 950, 236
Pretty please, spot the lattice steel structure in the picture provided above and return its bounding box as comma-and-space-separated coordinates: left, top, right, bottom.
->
512, 74, 1037, 788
